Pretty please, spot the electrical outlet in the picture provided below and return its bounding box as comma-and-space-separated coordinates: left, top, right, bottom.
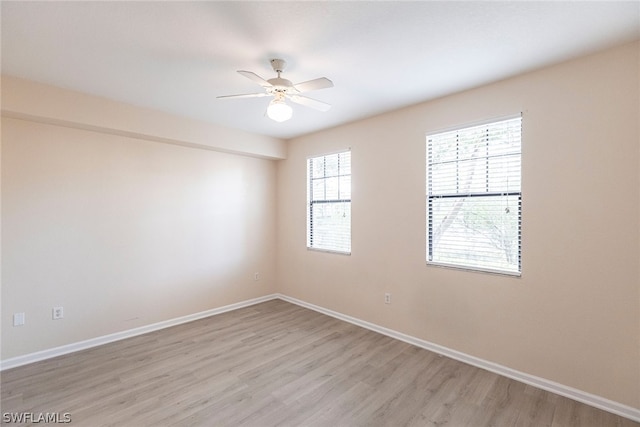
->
52, 306, 64, 320
384, 293, 391, 304
254, 272, 260, 281
13, 312, 25, 326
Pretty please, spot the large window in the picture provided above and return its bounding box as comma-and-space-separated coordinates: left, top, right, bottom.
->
427, 116, 522, 275
307, 150, 351, 254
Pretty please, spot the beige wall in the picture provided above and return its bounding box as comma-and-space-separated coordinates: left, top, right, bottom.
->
277, 42, 640, 407
2, 109, 278, 359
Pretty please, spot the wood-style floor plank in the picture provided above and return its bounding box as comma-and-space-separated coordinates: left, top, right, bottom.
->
1, 299, 637, 426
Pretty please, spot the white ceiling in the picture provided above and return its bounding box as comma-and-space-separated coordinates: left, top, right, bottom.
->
2, 1, 639, 140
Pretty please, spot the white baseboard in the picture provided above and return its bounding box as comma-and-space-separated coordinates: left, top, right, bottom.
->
276, 294, 640, 423
2, 292, 638, 422
0, 294, 278, 371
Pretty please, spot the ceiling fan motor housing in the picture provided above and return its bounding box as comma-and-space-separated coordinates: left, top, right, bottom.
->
267, 77, 295, 92
268, 59, 295, 93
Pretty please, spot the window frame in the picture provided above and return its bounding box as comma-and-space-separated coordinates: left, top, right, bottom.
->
306, 149, 352, 255
426, 115, 522, 276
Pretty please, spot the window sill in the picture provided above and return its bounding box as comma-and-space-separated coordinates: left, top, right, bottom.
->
307, 247, 351, 256
427, 261, 521, 277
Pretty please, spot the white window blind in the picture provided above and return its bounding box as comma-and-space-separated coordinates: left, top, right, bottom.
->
427, 116, 522, 275
307, 150, 351, 254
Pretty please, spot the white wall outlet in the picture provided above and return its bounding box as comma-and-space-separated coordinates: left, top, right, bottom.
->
52, 306, 64, 320
13, 312, 25, 326
254, 272, 260, 281
384, 293, 391, 304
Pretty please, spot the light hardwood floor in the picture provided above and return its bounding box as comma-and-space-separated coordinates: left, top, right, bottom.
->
2, 299, 637, 426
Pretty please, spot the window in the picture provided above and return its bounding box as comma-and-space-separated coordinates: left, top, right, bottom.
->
307, 150, 351, 254
427, 116, 522, 275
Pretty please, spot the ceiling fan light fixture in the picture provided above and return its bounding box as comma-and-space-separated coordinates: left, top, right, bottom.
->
267, 98, 293, 122
218, 58, 334, 122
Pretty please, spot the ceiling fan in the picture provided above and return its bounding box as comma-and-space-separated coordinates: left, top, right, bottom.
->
217, 59, 334, 122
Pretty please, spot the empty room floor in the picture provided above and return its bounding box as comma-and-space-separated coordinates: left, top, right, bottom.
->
1, 299, 637, 426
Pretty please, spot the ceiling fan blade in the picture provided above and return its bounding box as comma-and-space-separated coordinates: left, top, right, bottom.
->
289, 94, 331, 112
217, 92, 269, 99
294, 77, 334, 93
237, 70, 272, 88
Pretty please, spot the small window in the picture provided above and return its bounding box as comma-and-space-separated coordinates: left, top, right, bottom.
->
307, 150, 351, 254
427, 116, 522, 275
